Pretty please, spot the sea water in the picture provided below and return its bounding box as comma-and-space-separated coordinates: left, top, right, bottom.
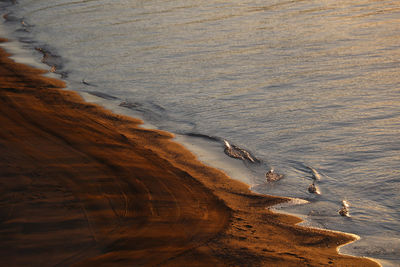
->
1, 0, 399, 265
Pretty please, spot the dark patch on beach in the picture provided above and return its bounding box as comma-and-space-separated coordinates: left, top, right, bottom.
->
119, 101, 143, 110
16, 20, 32, 33
34, 46, 68, 78
119, 100, 166, 113
86, 91, 118, 100
185, 132, 222, 143
18, 37, 35, 44
82, 79, 98, 87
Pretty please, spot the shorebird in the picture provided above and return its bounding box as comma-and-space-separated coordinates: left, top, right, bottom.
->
339, 200, 350, 217
308, 182, 320, 194
266, 168, 283, 182
223, 140, 256, 163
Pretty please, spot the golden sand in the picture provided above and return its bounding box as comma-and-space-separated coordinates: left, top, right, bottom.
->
0, 39, 378, 266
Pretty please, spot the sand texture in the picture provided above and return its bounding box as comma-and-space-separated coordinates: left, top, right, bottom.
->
0, 40, 379, 266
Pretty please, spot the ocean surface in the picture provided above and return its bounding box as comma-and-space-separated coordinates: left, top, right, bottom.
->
1, 0, 399, 265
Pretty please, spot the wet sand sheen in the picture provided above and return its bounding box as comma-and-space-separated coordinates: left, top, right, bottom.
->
0, 38, 378, 266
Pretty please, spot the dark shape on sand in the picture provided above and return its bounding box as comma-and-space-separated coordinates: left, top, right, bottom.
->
82, 79, 98, 87
266, 169, 284, 182
34, 46, 68, 78
186, 132, 221, 143
86, 91, 118, 100
223, 140, 258, 163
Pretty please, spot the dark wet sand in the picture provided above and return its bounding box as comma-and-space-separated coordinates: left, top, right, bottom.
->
0, 38, 379, 266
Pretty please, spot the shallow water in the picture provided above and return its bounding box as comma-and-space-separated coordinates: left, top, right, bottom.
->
1, 0, 399, 265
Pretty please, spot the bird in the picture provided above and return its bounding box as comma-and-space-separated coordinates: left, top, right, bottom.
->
338, 200, 350, 217
308, 182, 320, 194
223, 140, 256, 163
266, 168, 283, 182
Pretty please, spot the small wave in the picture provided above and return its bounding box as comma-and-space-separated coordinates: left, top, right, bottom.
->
119, 101, 142, 110
119, 100, 165, 114
118, 100, 169, 124
287, 160, 325, 181
272, 197, 309, 209
307, 166, 322, 181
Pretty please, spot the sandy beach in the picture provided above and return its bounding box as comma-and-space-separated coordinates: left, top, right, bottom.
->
0, 38, 379, 266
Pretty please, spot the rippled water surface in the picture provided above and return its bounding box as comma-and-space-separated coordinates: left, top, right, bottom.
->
1, 0, 399, 265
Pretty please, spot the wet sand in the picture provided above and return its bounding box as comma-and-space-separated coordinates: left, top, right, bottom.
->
0, 38, 379, 266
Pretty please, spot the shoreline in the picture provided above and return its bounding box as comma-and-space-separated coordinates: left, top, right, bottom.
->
0, 38, 379, 266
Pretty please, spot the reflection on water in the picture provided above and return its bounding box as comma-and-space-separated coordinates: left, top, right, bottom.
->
2, 0, 400, 265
